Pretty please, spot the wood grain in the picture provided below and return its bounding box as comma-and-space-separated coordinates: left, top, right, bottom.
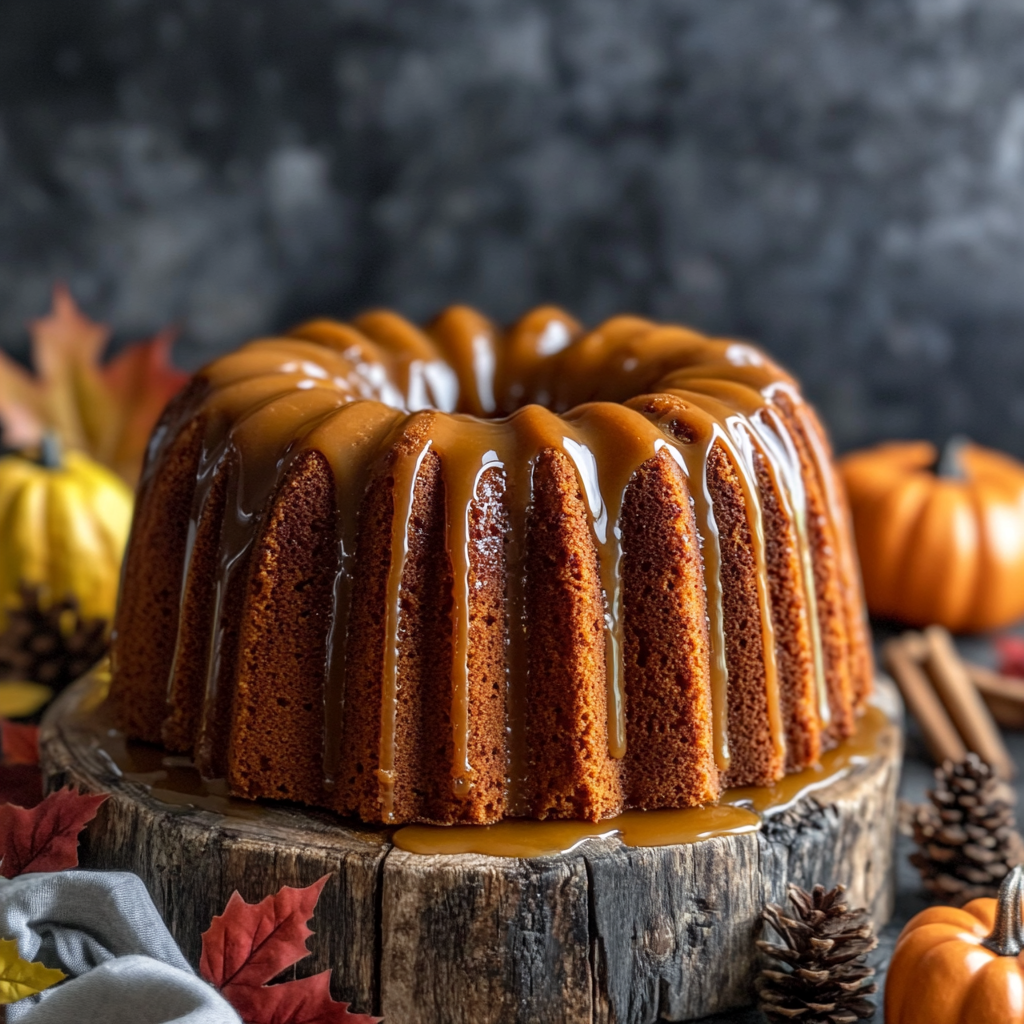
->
40, 678, 903, 1024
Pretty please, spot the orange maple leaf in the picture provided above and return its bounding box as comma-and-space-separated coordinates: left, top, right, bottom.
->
100, 327, 189, 484
0, 285, 189, 486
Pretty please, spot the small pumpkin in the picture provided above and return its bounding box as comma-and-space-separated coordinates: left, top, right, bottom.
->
886, 863, 1024, 1023
0, 435, 133, 630
838, 438, 1024, 632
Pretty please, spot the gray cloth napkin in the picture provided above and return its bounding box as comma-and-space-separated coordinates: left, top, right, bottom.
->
0, 870, 241, 1024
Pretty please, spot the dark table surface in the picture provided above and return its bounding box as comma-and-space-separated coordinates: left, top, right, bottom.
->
697, 628, 1017, 1024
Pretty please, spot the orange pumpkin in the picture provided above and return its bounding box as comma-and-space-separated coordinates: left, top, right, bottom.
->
886, 865, 1024, 1023
838, 438, 1024, 632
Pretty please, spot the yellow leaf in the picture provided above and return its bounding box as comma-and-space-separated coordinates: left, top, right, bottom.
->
0, 683, 54, 719
0, 937, 65, 1004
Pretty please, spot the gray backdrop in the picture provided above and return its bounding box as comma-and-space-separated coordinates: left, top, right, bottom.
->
4, 0, 1024, 455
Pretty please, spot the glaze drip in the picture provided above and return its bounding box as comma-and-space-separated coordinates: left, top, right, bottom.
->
392, 704, 894, 857
132, 305, 864, 818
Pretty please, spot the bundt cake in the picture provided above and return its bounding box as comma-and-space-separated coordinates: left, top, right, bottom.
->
108, 305, 873, 825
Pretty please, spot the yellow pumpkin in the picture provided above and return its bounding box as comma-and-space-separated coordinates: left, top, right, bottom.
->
838, 438, 1024, 632
0, 436, 133, 629
886, 865, 1024, 1023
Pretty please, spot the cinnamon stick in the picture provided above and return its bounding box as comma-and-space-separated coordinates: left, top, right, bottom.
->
967, 662, 1024, 698
883, 634, 967, 766
966, 662, 1024, 730
923, 625, 1015, 780
897, 630, 929, 662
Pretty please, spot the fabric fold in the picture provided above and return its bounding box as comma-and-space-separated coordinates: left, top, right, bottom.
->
0, 870, 240, 1024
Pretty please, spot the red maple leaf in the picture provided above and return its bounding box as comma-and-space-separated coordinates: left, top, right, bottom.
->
200, 876, 328, 991
0, 785, 108, 878
200, 876, 381, 1024
1, 721, 40, 766
228, 972, 380, 1024
997, 635, 1024, 679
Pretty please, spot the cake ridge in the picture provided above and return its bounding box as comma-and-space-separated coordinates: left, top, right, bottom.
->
110, 305, 873, 824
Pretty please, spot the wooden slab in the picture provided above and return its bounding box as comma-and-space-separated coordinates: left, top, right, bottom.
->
40, 678, 903, 1024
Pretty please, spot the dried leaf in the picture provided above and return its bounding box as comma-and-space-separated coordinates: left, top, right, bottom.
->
0, 721, 39, 766
29, 284, 110, 455
227, 972, 382, 1024
0, 936, 65, 1004
0, 286, 188, 486
201, 876, 381, 1024
0, 353, 45, 450
99, 328, 188, 485
201, 876, 329, 991
0, 785, 108, 878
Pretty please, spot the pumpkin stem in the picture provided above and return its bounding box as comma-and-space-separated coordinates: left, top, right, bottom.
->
936, 435, 969, 479
39, 432, 62, 470
982, 864, 1024, 956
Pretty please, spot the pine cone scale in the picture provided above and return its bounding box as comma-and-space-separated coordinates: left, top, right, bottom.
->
757, 883, 877, 1023
911, 754, 1024, 906
0, 584, 109, 714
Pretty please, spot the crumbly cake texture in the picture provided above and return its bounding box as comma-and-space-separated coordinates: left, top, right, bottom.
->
109, 306, 873, 825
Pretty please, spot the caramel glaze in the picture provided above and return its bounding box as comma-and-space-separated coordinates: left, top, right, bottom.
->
393, 805, 760, 858
110, 305, 873, 825
392, 705, 893, 857
69, 665, 889, 859
62, 665, 291, 823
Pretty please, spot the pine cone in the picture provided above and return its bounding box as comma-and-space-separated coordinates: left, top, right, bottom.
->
756, 883, 877, 1024
0, 584, 108, 709
910, 753, 1024, 906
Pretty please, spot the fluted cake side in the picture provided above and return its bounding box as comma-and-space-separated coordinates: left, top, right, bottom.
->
109, 305, 873, 825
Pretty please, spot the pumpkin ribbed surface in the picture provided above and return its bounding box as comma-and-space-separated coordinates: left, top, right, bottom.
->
0, 448, 132, 629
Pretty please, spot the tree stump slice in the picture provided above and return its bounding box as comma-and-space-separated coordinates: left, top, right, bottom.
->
40, 677, 903, 1024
